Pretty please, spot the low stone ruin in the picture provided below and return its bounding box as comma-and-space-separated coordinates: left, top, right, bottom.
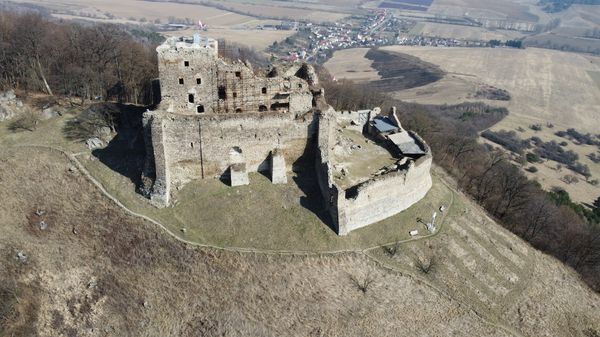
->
0, 90, 24, 121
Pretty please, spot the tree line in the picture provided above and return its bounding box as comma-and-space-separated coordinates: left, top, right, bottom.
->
0, 11, 159, 105
321, 76, 600, 292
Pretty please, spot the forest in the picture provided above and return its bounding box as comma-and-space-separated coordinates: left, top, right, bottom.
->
0, 12, 159, 105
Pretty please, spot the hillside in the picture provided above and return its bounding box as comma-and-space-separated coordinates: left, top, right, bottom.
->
325, 46, 600, 204
1, 113, 599, 336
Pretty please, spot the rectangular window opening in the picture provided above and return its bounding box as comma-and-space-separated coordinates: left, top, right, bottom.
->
235, 71, 241, 78
261, 87, 267, 94
218, 86, 227, 100
188, 94, 194, 103
184, 61, 190, 67
196, 78, 201, 85
179, 78, 184, 85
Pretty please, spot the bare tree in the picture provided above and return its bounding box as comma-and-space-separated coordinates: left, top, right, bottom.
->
382, 242, 400, 257
414, 255, 436, 274
349, 273, 375, 294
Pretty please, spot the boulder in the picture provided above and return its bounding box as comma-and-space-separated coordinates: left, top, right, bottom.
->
86, 137, 104, 150
41, 106, 58, 120
0, 105, 15, 121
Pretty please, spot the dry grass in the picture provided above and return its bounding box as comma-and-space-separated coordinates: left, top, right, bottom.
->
323, 48, 382, 82
1, 145, 599, 336
327, 46, 600, 202
379, 46, 600, 134
332, 127, 398, 189
11, 0, 256, 27
211, 1, 350, 23
413, 22, 526, 41
429, 0, 539, 22
482, 123, 600, 204
166, 28, 295, 51
80, 148, 452, 251
0, 146, 515, 336
368, 185, 600, 336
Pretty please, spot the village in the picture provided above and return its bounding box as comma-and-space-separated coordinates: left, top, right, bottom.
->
264, 10, 500, 63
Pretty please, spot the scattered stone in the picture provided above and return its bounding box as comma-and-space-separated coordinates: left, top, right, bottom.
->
181, 228, 187, 234
143, 300, 150, 308
39, 221, 48, 230
439, 205, 446, 213
88, 281, 97, 289
72, 228, 78, 235
68, 165, 77, 173
16, 251, 27, 263
3, 90, 16, 101
35, 209, 46, 216
0, 89, 24, 121
97, 126, 112, 140
86, 137, 104, 150
41, 106, 58, 120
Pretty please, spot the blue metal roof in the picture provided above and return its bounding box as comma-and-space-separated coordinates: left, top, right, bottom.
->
372, 117, 399, 133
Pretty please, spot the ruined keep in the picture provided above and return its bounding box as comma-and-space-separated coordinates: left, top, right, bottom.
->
143, 35, 432, 235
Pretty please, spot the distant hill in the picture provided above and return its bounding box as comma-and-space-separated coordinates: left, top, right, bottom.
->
539, 0, 600, 12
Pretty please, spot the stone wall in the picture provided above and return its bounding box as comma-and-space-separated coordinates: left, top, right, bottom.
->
316, 109, 433, 235
336, 155, 432, 234
145, 109, 317, 205
157, 36, 313, 115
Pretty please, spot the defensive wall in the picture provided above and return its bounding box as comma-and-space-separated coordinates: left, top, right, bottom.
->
316, 110, 433, 235
143, 110, 317, 206
143, 35, 433, 235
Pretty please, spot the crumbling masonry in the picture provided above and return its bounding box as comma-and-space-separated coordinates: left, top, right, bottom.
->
143, 35, 432, 235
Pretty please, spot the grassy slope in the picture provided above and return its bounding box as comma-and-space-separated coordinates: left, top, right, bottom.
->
1, 113, 600, 336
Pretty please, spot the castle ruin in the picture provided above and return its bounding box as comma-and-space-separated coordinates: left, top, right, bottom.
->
143, 35, 432, 235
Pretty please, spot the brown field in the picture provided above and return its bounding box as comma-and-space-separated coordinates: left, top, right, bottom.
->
323, 48, 382, 82
12, 0, 256, 27
325, 46, 600, 203
379, 46, 600, 133
412, 22, 526, 40
383, 46, 600, 204
165, 28, 295, 50
1, 123, 600, 335
429, 0, 540, 22
210, 2, 349, 23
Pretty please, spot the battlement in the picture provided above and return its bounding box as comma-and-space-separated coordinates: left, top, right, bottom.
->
157, 35, 219, 57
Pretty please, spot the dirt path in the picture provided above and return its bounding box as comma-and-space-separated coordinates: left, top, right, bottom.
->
6, 144, 533, 336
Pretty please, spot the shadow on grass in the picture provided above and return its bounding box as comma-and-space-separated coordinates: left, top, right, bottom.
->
293, 138, 336, 233
88, 104, 148, 189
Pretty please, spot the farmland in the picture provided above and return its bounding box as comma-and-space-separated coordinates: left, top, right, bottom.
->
429, 0, 540, 22
410, 22, 526, 41
11, 0, 256, 27
164, 28, 295, 51
379, 0, 433, 11
325, 45, 600, 203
